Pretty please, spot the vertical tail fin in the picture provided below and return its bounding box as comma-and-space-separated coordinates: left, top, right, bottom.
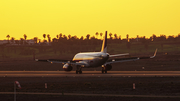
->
101, 31, 107, 53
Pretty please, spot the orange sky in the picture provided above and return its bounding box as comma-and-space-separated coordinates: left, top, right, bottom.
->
0, 0, 180, 40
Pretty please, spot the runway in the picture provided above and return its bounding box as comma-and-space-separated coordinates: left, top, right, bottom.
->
1, 92, 180, 98
0, 71, 180, 77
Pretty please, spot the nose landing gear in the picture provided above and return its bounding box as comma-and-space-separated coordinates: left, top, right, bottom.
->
76, 65, 82, 74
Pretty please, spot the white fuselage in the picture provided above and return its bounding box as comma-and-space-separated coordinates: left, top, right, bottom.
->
72, 52, 109, 67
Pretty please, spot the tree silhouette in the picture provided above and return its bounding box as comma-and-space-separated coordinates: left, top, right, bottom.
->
68, 34, 71, 40
23, 34, 27, 44
167, 35, 175, 41
56, 35, 59, 39
43, 34, 46, 43
86, 34, 90, 40
95, 32, 99, 39
6, 35, 10, 43
59, 33, 62, 39
43, 34, 46, 39
159, 35, 166, 41
10, 37, 15, 43
100, 33, 103, 39
47, 34, 51, 42
38, 39, 41, 43
109, 33, 112, 39
80, 36, 84, 40
63, 35, 67, 40
33, 37, 38, 44
119, 35, 121, 39
24, 34, 27, 40
126, 34, 129, 42
114, 34, 117, 39
152, 34, 157, 41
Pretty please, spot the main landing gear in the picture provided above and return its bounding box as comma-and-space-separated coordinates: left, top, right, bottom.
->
102, 67, 107, 73
76, 65, 82, 74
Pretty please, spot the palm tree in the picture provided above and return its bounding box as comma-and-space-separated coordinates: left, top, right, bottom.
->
47, 34, 51, 42
126, 34, 129, 42
119, 35, 121, 40
6, 35, 10, 43
86, 34, 90, 40
23, 34, 27, 44
23, 34, 27, 40
56, 35, 59, 39
80, 36, 84, 40
38, 39, 41, 43
59, 33, 62, 39
95, 32, 99, 39
43, 34, 46, 43
43, 34, 46, 39
33, 37, 38, 44
109, 33, 112, 39
10, 37, 15, 43
63, 35, 67, 40
152, 34, 156, 41
114, 34, 117, 39
100, 33, 103, 39
68, 34, 71, 40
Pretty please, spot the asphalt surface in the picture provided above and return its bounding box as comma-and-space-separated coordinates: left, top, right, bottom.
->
1, 71, 180, 77
1, 92, 180, 98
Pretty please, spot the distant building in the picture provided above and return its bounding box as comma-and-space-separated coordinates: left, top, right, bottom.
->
0, 40, 35, 45
0, 39, 51, 45
0, 40, 8, 45
26, 40, 35, 45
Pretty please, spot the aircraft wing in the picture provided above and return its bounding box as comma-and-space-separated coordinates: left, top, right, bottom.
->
35, 59, 87, 66
105, 49, 157, 64
109, 53, 129, 57
105, 57, 139, 64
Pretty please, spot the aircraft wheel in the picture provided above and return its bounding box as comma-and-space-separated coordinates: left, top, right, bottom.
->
79, 71, 82, 74
76, 70, 78, 74
105, 70, 107, 73
102, 70, 104, 73
76, 65, 82, 74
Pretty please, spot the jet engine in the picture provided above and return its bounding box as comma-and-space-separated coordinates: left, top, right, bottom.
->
104, 64, 112, 71
63, 63, 73, 71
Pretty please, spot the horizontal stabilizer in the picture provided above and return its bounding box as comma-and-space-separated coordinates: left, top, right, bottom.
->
109, 53, 129, 57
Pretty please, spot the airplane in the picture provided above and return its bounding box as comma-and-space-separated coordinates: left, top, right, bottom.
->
36, 31, 157, 74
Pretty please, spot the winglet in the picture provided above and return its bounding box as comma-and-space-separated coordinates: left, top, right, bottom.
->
150, 49, 157, 58
101, 31, 107, 53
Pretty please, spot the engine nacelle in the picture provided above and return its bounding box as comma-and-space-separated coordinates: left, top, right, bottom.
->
63, 63, 73, 71
103, 64, 112, 71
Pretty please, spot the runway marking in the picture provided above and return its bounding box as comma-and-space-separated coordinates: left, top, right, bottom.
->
0, 92, 180, 98
0, 71, 180, 77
